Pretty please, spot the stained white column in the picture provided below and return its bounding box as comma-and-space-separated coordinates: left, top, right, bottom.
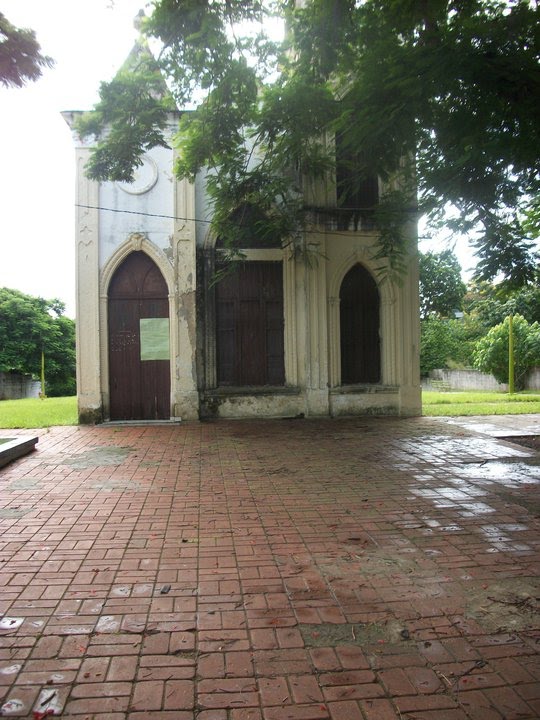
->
283, 250, 298, 386
75, 148, 102, 422
172, 171, 199, 419
304, 233, 329, 415
399, 252, 422, 414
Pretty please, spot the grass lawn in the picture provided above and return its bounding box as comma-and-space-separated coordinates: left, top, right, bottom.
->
422, 390, 540, 416
0, 396, 77, 429
0, 392, 538, 428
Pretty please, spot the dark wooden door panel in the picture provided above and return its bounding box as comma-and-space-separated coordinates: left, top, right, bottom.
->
108, 252, 170, 420
216, 262, 284, 387
109, 298, 141, 420
266, 299, 285, 385
239, 298, 265, 385
140, 360, 170, 419
216, 298, 237, 385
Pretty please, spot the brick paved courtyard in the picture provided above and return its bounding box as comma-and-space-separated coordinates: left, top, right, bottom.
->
0, 417, 539, 719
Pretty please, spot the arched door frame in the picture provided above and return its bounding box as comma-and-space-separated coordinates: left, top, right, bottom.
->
328, 250, 397, 387
99, 234, 176, 419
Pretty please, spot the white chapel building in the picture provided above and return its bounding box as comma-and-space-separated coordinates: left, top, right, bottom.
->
63, 51, 421, 424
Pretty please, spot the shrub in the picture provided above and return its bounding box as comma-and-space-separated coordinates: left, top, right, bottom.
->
420, 317, 473, 375
473, 314, 540, 388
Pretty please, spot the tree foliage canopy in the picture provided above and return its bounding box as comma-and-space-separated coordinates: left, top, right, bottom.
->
79, 0, 540, 286
420, 277, 540, 376
420, 316, 472, 376
0, 288, 75, 397
419, 250, 466, 319
464, 280, 540, 328
0, 13, 53, 89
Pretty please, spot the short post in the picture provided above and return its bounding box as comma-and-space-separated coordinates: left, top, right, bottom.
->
508, 315, 515, 394
40, 346, 46, 399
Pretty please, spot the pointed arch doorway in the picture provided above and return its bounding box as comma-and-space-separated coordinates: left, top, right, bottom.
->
340, 263, 381, 384
108, 252, 171, 420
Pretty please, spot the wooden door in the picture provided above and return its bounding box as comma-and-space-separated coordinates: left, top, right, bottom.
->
216, 262, 285, 386
108, 252, 170, 420
340, 264, 381, 384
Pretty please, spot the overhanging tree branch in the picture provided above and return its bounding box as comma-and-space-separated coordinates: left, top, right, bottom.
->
77, 0, 540, 287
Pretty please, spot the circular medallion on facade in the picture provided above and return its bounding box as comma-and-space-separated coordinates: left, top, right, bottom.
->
116, 155, 158, 195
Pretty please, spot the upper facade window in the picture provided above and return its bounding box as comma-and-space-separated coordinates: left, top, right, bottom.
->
216, 204, 282, 250
335, 132, 379, 231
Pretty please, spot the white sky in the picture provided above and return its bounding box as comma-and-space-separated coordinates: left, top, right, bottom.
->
1, 0, 144, 317
0, 1, 478, 321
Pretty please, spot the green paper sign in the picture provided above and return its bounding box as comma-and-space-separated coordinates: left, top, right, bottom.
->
140, 318, 170, 361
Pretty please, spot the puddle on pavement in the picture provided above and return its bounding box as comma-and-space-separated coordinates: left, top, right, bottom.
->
480, 523, 528, 539
444, 458, 540, 516
458, 501, 496, 517
413, 457, 539, 519
452, 460, 540, 486
398, 434, 531, 461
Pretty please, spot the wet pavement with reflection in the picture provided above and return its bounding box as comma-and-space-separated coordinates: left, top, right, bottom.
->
0, 416, 538, 719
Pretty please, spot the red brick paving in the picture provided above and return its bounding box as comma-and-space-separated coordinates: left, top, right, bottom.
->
0, 417, 539, 719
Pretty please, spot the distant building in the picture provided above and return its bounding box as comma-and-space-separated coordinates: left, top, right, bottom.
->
63, 50, 420, 424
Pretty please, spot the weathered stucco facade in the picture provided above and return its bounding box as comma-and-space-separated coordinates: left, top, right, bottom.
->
64, 112, 421, 423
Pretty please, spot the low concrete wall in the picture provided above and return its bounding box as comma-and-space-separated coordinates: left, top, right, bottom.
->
527, 367, 540, 390
0, 372, 41, 400
422, 367, 540, 392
